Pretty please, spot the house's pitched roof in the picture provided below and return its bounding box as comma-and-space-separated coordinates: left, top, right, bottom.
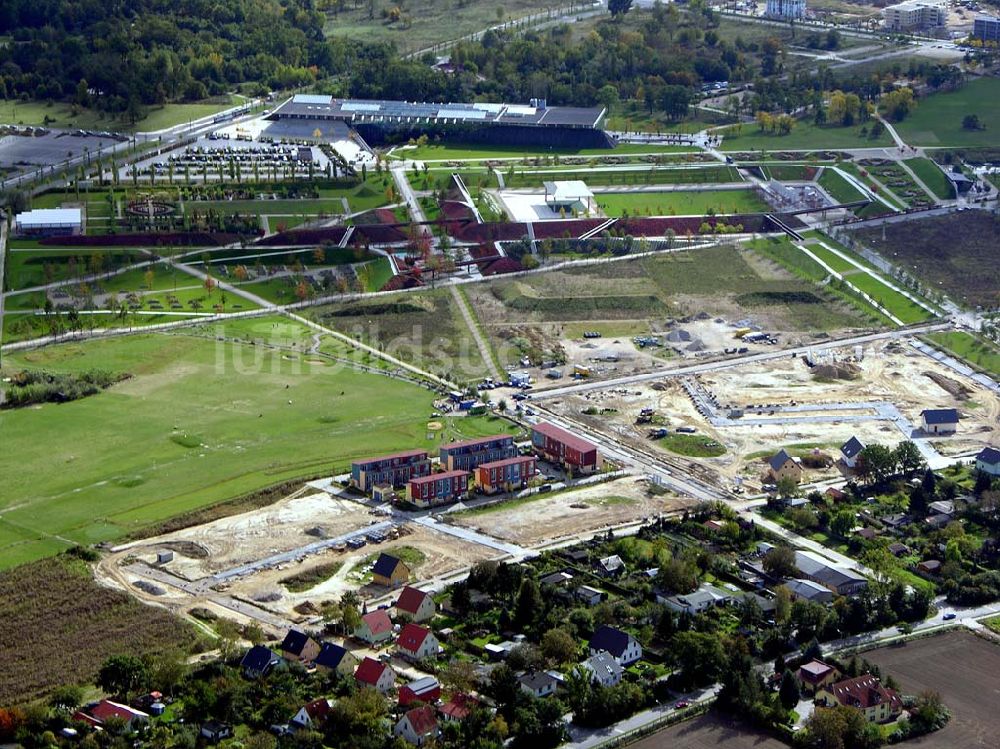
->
373, 552, 404, 578
588, 625, 633, 658
355, 656, 390, 685
786, 578, 834, 601
825, 674, 902, 711
841, 436, 865, 459
921, 408, 960, 425
396, 585, 430, 615
402, 705, 438, 736
799, 660, 835, 682
280, 629, 311, 656
440, 694, 477, 720
519, 671, 558, 691
597, 555, 624, 572
978, 446, 1000, 466
583, 650, 623, 680
241, 645, 278, 673
90, 700, 148, 723
769, 449, 796, 471
360, 609, 393, 635
301, 698, 331, 722
315, 642, 350, 670
402, 676, 439, 697
397, 623, 433, 653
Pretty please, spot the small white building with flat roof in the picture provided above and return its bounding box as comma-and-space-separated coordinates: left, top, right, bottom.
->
14, 207, 83, 237
543, 180, 593, 213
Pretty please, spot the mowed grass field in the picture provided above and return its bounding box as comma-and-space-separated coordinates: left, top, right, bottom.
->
390, 142, 695, 162
0, 316, 512, 568
895, 77, 1000, 147
904, 157, 953, 200
595, 188, 767, 216
719, 119, 892, 151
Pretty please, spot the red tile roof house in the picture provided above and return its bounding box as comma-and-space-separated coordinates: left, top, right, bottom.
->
394, 705, 440, 746
439, 694, 479, 722
291, 698, 332, 729
531, 422, 601, 475
355, 609, 394, 645
355, 656, 396, 693
396, 623, 440, 661
398, 676, 441, 707
797, 660, 839, 694
73, 700, 150, 731
816, 674, 903, 724
395, 585, 436, 623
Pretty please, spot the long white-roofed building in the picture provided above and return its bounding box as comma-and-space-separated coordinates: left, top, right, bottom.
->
14, 208, 82, 237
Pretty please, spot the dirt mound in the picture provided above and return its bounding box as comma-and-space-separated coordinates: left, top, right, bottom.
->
253, 591, 283, 603
294, 601, 320, 615
134, 581, 165, 596
159, 541, 209, 559
923, 371, 972, 400
812, 362, 860, 380
304, 526, 329, 538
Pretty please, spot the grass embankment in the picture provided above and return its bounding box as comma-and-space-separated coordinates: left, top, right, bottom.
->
924, 331, 1000, 380
0, 319, 512, 568
904, 158, 954, 201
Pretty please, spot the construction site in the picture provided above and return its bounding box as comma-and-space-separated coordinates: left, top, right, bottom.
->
540, 338, 999, 491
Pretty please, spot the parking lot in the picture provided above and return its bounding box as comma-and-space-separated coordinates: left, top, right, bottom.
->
0, 127, 127, 182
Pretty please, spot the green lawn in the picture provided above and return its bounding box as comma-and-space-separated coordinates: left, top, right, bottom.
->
356, 257, 395, 293
595, 188, 767, 217
719, 119, 891, 152
390, 142, 695, 162
904, 158, 953, 200
0, 96, 240, 132
924, 331, 1000, 380
844, 272, 933, 324
651, 433, 726, 457
817, 167, 867, 204
804, 243, 859, 275
894, 78, 1000, 147
0, 329, 510, 568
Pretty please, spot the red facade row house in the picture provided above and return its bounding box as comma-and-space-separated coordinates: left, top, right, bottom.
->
531, 423, 601, 474
475, 455, 538, 494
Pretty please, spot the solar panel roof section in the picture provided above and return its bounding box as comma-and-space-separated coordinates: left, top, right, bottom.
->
341, 102, 382, 112
292, 94, 334, 105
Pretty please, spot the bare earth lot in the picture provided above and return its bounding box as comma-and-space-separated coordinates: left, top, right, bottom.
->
854, 211, 1000, 309
865, 630, 1000, 748
547, 339, 999, 486
628, 713, 787, 749
450, 477, 697, 546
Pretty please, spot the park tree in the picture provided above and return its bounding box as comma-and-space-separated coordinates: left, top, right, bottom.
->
776, 475, 799, 498
48, 685, 84, 713
857, 443, 896, 485
804, 703, 874, 749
